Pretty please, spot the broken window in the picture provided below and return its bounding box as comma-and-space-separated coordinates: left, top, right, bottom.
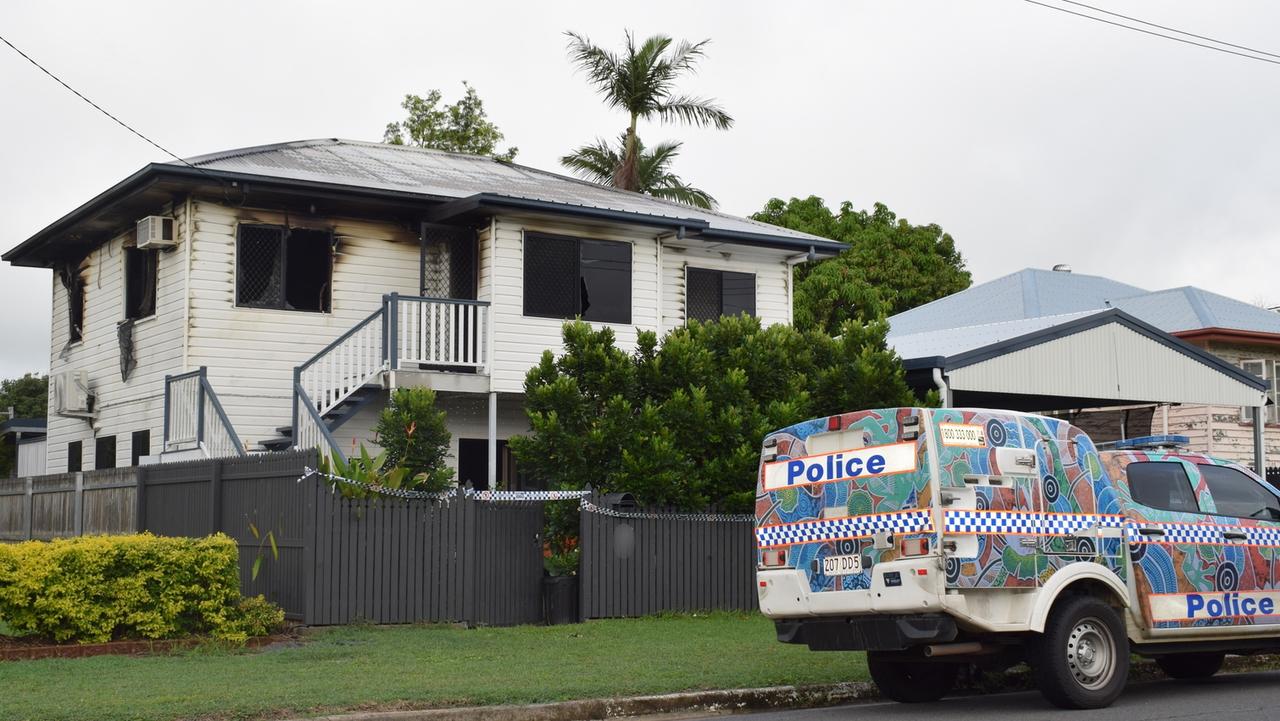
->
59, 265, 85, 344
523, 233, 631, 323
94, 435, 116, 470
686, 268, 756, 323
124, 247, 158, 319
236, 225, 332, 312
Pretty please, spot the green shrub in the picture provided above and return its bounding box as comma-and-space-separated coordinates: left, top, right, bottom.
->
0, 533, 278, 644
231, 595, 286, 638
373, 387, 454, 491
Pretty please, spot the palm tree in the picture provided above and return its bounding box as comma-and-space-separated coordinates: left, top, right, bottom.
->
565, 30, 733, 194
562, 134, 717, 209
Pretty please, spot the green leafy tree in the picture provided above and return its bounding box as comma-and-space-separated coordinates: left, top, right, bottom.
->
562, 134, 716, 209
0, 373, 47, 476
383, 82, 518, 162
510, 316, 916, 515
753, 197, 971, 335
564, 30, 732, 195
371, 387, 454, 491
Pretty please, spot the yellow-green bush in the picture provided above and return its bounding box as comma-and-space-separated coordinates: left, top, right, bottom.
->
0, 533, 277, 643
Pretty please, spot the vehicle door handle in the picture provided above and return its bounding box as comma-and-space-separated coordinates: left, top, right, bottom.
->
1138, 526, 1165, 537
1223, 531, 1248, 541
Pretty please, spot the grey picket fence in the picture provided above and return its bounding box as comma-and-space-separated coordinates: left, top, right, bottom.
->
2, 456, 759, 625
578, 495, 757, 619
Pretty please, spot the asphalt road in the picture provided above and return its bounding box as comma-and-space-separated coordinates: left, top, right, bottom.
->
681, 670, 1280, 721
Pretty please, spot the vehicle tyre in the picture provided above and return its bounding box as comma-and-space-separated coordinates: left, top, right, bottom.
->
1030, 595, 1129, 709
1156, 652, 1224, 679
867, 652, 958, 703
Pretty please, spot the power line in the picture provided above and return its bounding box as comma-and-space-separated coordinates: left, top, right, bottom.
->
1056, 0, 1280, 60
0, 32, 207, 171
1025, 0, 1280, 67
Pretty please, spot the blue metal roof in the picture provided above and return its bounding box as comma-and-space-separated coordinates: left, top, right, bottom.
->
887, 268, 1147, 336
888, 268, 1280, 338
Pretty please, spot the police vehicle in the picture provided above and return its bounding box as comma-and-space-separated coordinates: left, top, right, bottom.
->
755, 408, 1280, 709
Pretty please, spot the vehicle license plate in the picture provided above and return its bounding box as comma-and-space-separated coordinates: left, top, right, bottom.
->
822, 554, 862, 575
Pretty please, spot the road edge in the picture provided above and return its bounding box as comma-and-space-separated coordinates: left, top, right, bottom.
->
292, 682, 878, 721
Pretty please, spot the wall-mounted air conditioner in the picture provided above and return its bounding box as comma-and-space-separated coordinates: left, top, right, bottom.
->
136, 216, 176, 250
54, 370, 93, 416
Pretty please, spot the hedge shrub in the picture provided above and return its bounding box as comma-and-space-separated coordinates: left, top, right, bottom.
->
0, 533, 280, 643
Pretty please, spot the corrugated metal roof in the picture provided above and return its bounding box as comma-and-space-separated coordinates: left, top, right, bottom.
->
176, 139, 832, 247
887, 268, 1147, 336
1108, 287, 1280, 335
888, 268, 1280, 338
886, 310, 1100, 360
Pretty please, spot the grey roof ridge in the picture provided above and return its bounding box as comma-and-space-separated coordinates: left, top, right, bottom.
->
174, 138, 832, 243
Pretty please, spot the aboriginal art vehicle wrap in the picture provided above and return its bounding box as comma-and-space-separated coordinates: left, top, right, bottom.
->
756, 407, 1280, 633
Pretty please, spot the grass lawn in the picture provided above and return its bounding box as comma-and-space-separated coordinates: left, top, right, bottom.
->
0, 612, 867, 721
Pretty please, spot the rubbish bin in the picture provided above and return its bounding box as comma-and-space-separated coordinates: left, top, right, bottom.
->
543, 575, 579, 625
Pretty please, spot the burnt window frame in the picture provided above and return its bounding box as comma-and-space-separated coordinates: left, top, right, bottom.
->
522, 232, 632, 324
65, 274, 85, 345
685, 266, 757, 324
123, 245, 159, 320
94, 435, 116, 470
235, 223, 334, 313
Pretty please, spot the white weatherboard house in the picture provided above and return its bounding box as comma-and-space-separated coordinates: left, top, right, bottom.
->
3, 139, 841, 488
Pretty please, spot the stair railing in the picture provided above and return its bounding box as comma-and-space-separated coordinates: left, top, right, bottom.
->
163, 367, 247, 458
292, 303, 388, 463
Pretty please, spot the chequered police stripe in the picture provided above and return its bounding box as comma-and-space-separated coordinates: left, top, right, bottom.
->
943, 510, 1124, 536
1125, 522, 1225, 545
1240, 526, 1280, 546
755, 510, 933, 549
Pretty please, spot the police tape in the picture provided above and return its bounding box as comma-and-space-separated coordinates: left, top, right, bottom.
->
579, 499, 753, 523
298, 468, 459, 501
467, 489, 591, 502
299, 469, 753, 521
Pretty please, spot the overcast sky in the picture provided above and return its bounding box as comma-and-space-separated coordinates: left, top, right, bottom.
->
2, 1, 1279, 378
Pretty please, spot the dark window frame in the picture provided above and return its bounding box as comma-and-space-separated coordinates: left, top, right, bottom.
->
131, 429, 151, 467
1197, 463, 1280, 520
235, 224, 334, 313
124, 246, 158, 320
685, 266, 757, 323
1124, 460, 1202, 514
95, 435, 117, 470
67, 441, 82, 473
68, 276, 85, 344
522, 232, 632, 324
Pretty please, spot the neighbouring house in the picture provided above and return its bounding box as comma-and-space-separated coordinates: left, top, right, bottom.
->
886, 265, 1279, 470
1, 417, 46, 478
2, 139, 841, 487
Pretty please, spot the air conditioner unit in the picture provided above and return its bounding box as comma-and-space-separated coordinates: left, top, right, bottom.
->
136, 216, 176, 250
54, 370, 93, 416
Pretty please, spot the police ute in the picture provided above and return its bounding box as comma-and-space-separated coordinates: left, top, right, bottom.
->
755, 407, 1280, 709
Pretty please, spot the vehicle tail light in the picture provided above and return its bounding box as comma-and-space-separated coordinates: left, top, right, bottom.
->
762, 549, 788, 568
900, 538, 929, 557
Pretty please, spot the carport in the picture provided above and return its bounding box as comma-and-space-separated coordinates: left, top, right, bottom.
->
889, 309, 1271, 471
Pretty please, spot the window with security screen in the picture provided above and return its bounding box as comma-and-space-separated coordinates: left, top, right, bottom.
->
523, 233, 631, 323
1241, 359, 1279, 424
236, 225, 332, 312
686, 267, 756, 323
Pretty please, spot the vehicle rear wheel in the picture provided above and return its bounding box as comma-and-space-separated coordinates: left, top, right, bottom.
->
867, 652, 958, 703
1030, 595, 1129, 709
1156, 652, 1225, 679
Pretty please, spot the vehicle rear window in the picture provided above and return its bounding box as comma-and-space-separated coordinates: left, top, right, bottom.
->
1125, 461, 1199, 513
1198, 464, 1280, 520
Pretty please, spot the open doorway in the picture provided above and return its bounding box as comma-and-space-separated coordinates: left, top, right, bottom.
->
456, 439, 540, 490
